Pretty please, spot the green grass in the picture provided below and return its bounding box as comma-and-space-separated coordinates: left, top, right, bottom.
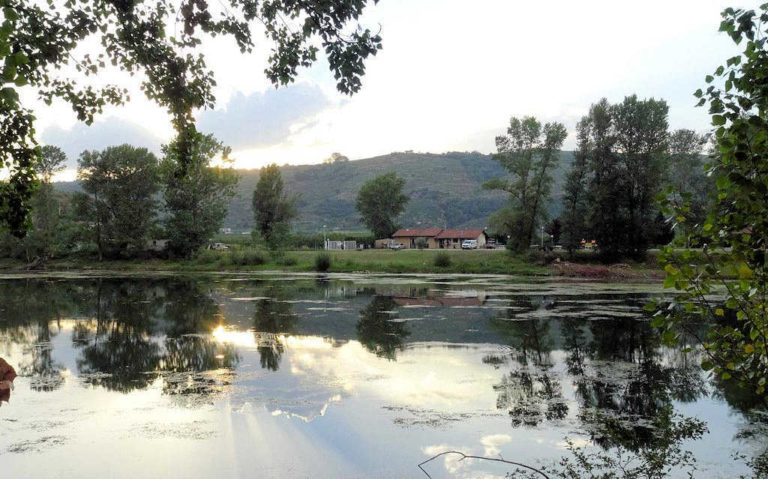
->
9, 248, 551, 275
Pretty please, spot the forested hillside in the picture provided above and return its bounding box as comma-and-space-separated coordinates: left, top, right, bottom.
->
56, 151, 575, 232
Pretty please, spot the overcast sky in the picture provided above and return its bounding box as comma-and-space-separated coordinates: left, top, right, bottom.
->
30, 0, 747, 179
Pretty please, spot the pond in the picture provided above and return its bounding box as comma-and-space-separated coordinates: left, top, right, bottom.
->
0, 273, 765, 478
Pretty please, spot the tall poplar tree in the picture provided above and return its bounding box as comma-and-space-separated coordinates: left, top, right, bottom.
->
484, 116, 567, 251
252, 164, 297, 248
569, 96, 670, 261
561, 119, 591, 254
161, 133, 239, 257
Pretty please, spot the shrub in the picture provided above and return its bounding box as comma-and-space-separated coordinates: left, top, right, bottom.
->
193, 249, 221, 264
229, 249, 266, 266
434, 252, 451, 267
315, 253, 332, 272
276, 255, 297, 266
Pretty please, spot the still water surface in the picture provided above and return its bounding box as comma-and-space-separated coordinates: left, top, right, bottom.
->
0, 273, 765, 478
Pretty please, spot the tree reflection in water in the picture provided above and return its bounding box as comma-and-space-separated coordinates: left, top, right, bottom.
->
0, 279, 74, 391
490, 296, 568, 427
74, 280, 165, 392
357, 295, 410, 360
487, 294, 711, 451
70, 279, 239, 395
252, 287, 299, 371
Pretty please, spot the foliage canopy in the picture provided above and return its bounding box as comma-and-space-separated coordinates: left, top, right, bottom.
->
355, 171, 409, 239
1, 0, 382, 234
653, 4, 768, 399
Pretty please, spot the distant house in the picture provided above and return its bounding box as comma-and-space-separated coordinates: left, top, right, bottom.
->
390, 228, 443, 249
435, 229, 488, 249
376, 228, 488, 249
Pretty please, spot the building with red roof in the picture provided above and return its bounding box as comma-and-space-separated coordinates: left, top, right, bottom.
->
435, 229, 487, 249
390, 228, 443, 248
375, 227, 488, 249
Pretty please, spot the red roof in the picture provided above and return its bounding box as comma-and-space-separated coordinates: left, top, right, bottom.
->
435, 229, 485, 240
392, 228, 442, 238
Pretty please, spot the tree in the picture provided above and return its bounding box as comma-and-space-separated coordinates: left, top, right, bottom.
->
324, 152, 350, 164
20, 145, 70, 261
252, 163, 297, 248
38, 146, 67, 182
612, 95, 669, 258
77, 145, 160, 259
1, 0, 382, 234
545, 218, 562, 246
662, 129, 711, 243
484, 116, 567, 251
653, 5, 768, 399
355, 171, 409, 239
161, 133, 239, 257
578, 96, 669, 261
561, 118, 591, 254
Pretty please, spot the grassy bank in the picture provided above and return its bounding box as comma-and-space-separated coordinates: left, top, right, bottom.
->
0, 248, 666, 278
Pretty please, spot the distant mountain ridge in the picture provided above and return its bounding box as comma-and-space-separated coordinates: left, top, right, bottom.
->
55, 151, 575, 232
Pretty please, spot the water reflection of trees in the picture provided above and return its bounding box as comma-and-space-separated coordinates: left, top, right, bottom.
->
487, 296, 710, 450
0, 279, 75, 391
0, 278, 239, 395
357, 296, 410, 360
74, 280, 165, 392
489, 303, 567, 426
161, 335, 239, 396
252, 288, 299, 371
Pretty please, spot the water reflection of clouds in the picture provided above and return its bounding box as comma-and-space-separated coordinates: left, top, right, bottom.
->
212, 328, 502, 420
0, 275, 762, 478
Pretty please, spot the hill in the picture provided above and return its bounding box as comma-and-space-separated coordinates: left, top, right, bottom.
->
55, 151, 575, 232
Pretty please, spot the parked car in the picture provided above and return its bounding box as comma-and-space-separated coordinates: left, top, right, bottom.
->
389, 242, 405, 250
209, 242, 229, 250
461, 240, 478, 249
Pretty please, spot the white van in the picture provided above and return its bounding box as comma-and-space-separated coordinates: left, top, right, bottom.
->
461, 239, 478, 249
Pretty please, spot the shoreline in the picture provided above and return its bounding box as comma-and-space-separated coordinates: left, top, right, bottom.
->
0, 258, 663, 282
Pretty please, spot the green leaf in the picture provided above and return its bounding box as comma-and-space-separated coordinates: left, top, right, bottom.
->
712, 115, 726, 125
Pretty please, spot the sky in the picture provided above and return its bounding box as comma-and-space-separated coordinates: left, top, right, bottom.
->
26, 0, 750, 180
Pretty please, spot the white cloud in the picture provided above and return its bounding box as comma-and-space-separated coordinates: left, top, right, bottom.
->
197, 83, 331, 150
41, 117, 166, 167
33, 0, 744, 170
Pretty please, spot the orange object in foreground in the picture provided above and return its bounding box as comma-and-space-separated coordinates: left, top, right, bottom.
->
0, 357, 17, 404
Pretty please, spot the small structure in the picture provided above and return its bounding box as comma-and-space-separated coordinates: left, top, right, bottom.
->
435, 229, 487, 249
325, 240, 357, 250
209, 242, 229, 250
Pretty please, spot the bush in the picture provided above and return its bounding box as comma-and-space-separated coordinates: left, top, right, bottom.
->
229, 249, 266, 266
315, 253, 332, 272
434, 252, 451, 267
193, 249, 221, 264
276, 255, 297, 266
